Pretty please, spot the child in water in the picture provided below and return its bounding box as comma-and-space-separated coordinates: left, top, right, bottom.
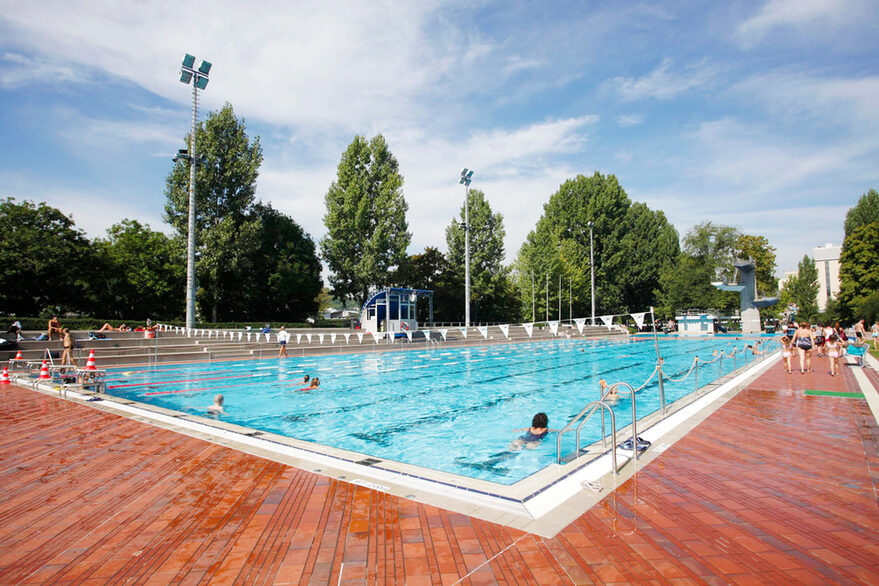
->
297, 377, 320, 391
510, 412, 556, 450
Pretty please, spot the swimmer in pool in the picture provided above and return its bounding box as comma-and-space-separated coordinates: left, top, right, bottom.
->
207, 393, 225, 415
509, 412, 557, 450
297, 377, 320, 391
599, 378, 619, 404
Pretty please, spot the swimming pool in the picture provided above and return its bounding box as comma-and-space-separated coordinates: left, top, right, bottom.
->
105, 337, 768, 485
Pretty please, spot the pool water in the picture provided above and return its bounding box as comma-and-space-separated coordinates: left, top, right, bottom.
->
105, 337, 767, 484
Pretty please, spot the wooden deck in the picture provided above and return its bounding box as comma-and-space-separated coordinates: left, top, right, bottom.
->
0, 357, 877, 584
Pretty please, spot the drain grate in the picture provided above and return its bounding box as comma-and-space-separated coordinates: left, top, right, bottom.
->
355, 457, 382, 466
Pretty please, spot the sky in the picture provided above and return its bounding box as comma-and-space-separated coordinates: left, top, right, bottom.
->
1, 0, 877, 280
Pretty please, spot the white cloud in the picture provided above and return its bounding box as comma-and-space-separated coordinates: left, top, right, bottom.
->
50, 106, 181, 153
611, 58, 718, 101
736, 0, 867, 44
730, 71, 879, 130
0, 52, 87, 87
616, 114, 644, 127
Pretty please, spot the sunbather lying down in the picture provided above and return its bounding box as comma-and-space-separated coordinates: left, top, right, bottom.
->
98, 323, 130, 331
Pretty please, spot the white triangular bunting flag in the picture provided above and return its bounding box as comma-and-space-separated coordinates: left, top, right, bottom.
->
306, 334, 312, 343
265, 333, 270, 342
574, 318, 586, 334
296, 333, 302, 344
330, 334, 336, 344
631, 312, 647, 329
344, 333, 351, 344
601, 315, 614, 328
246, 332, 252, 342
549, 321, 559, 335
318, 334, 324, 344
499, 324, 510, 338
371, 332, 381, 343
387, 332, 395, 343
421, 329, 430, 342
357, 333, 364, 343
237, 332, 242, 341
439, 329, 448, 341
477, 326, 488, 339
405, 330, 413, 342
522, 323, 533, 337
459, 327, 468, 339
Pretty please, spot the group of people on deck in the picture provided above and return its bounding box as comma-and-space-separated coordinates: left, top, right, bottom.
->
781, 319, 875, 376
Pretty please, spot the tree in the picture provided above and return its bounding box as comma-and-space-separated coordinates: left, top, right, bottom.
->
91, 220, 185, 320
734, 234, 777, 296
838, 220, 879, 320
164, 103, 263, 321
0, 198, 93, 316
321, 134, 410, 305
242, 203, 322, 321
445, 189, 517, 322
780, 255, 819, 322
844, 188, 879, 237
391, 247, 458, 323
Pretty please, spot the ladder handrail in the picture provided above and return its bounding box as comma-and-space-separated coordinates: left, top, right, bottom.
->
556, 399, 618, 472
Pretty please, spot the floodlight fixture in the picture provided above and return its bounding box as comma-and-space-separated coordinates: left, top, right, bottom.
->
182, 54, 196, 69
179, 70, 192, 84
198, 60, 212, 75
459, 168, 473, 186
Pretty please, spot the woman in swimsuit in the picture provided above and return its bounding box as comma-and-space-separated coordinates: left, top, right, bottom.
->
794, 322, 814, 374
780, 336, 793, 374
510, 412, 557, 450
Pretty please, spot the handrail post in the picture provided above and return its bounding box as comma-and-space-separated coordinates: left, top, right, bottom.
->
657, 362, 666, 418
694, 358, 699, 393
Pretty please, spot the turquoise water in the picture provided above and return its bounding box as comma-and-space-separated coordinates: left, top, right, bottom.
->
105, 337, 769, 484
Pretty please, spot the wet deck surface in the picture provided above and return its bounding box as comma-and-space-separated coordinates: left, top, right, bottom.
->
1, 357, 877, 584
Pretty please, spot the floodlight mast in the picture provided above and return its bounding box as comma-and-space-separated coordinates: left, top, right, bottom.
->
179, 54, 211, 330
458, 168, 474, 328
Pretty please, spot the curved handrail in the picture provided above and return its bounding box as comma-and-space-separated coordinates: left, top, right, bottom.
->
556, 399, 618, 473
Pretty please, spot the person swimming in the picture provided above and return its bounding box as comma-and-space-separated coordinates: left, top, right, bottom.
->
509, 412, 556, 449
297, 377, 320, 391
598, 378, 618, 404
207, 394, 225, 415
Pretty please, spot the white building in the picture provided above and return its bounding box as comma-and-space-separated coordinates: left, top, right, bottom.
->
812, 243, 841, 312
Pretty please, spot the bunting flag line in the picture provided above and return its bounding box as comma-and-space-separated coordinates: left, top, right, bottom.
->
631, 312, 647, 329
574, 318, 586, 334
477, 326, 488, 339
357, 333, 364, 343
499, 324, 510, 338
522, 323, 533, 337
439, 329, 448, 341
459, 327, 468, 339
548, 321, 559, 336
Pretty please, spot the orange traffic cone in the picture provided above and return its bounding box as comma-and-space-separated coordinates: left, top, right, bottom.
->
0, 366, 10, 385
13, 350, 23, 360
84, 349, 97, 371
38, 360, 50, 379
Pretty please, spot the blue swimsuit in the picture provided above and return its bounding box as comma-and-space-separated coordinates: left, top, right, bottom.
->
521, 429, 548, 442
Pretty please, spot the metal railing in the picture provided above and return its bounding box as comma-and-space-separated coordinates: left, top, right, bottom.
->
556, 337, 779, 466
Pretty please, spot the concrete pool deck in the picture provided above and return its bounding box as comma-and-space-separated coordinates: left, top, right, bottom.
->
1, 354, 877, 583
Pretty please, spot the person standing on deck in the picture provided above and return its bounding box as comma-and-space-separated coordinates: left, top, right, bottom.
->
277, 326, 290, 358
60, 328, 76, 366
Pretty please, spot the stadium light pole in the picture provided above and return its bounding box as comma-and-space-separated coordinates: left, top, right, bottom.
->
179, 54, 211, 330
459, 168, 474, 328
588, 221, 595, 325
